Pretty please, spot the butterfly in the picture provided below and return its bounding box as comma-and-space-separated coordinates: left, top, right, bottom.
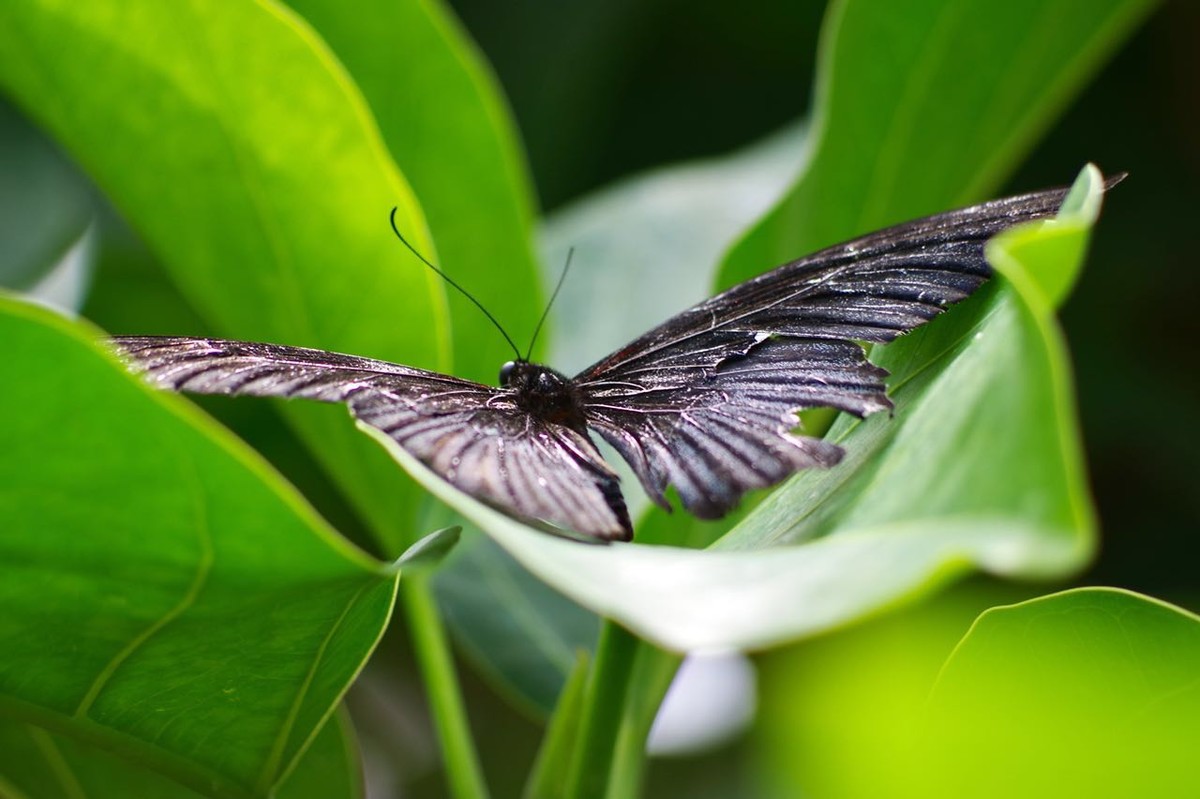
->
112, 182, 1095, 542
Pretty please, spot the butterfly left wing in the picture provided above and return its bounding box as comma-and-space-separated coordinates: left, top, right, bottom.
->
574, 184, 1083, 520
112, 337, 631, 540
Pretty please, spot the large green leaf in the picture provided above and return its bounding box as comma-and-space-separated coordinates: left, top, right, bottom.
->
720, 0, 1156, 289
753, 584, 1200, 798
424, 0, 1151, 703
0, 297, 397, 798
717, 167, 1105, 553
540, 123, 809, 378
434, 532, 599, 715
429, 123, 809, 713
363, 165, 1105, 652
275, 710, 362, 799
284, 0, 544, 383
0, 0, 448, 551
0, 710, 360, 799
750, 580, 1037, 799
0, 98, 92, 294
910, 588, 1200, 798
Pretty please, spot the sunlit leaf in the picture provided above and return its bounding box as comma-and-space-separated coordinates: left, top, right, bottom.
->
0, 0, 447, 551
284, 0, 544, 383
909, 588, 1200, 798
431, 123, 808, 711
363, 166, 1104, 652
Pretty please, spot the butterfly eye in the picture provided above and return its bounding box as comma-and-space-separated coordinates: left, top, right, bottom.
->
499, 360, 517, 386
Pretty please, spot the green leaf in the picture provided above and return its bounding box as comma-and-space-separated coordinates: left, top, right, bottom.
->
397, 526, 461, 574
284, 0, 544, 383
0, 0, 448, 551
429, 123, 808, 713
987, 163, 1107, 308
82, 216, 213, 338
723, 163, 1103, 540
428, 0, 1147, 661
910, 588, 1200, 798
750, 580, 1038, 799
0, 709, 360, 799
523, 651, 590, 799
434, 532, 599, 715
720, 0, 1155, 289
540, 122, 809, 377
0, 297, 395, 798
360, 166, 1105, 652
0, 98, 92, 294
276, 710, 363, 799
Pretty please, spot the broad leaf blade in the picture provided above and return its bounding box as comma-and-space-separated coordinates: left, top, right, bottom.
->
749, 581, 1037, 799
0, 297, 395, 798
276, 710, 363, 799
429, 124, 808, 712
434, 533, 599, 715
0, 0, 448, 551
723, 169, 1106, 553
362, 167, 1104, 652
284, 0, 545, 382
911, 588, 1200, 798
0, 710, 361, 799
0, 99, 92, 295
720, 0, 1155, 289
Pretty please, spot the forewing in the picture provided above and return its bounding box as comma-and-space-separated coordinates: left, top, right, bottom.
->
351, 396, 631, 541
112, 336, 479, 404
112, 337, 631, 540
575, 185, 1079, 518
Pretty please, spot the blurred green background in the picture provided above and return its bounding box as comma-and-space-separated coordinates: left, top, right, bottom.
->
1, 0, 1196, 796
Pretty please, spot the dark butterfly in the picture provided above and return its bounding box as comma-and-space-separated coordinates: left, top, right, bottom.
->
112, 182, 1099, 542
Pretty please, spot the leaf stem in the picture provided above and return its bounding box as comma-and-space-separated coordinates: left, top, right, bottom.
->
401, 576, 490, 799
565, 620, 641, 799
607, 647, 681, 797
524, 651, 591, 799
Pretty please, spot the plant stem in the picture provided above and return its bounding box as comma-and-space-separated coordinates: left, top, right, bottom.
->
565, 620, 641, 799
401, 576, 490, 799
524, 651, 591, 799
607, 647, 682, 797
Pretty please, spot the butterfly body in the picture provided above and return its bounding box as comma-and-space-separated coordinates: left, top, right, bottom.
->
501, 360, 587, 429
111, 180, 1111, 542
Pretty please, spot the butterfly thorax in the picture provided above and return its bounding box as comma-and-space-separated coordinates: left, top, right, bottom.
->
500, 359, 586, 428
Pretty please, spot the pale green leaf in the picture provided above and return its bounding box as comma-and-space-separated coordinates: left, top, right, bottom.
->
361, 168, 1105, 652
909, 588, 1200, 798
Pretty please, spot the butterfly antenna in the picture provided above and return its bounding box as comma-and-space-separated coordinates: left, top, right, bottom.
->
389, 208, 521, 359
525, 246, 573, 361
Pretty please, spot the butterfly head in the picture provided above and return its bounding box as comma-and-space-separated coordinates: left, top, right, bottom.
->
500, 359, 584, 425
500, 359, 567, 391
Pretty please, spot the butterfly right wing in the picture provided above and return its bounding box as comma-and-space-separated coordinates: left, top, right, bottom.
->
572, 183, 1098, 520
112, 336, 631, 540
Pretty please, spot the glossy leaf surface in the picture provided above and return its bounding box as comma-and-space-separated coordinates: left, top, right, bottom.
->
912, 588, 1200, 798
0, 298, 396, 798
364, 166, 1104, 652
